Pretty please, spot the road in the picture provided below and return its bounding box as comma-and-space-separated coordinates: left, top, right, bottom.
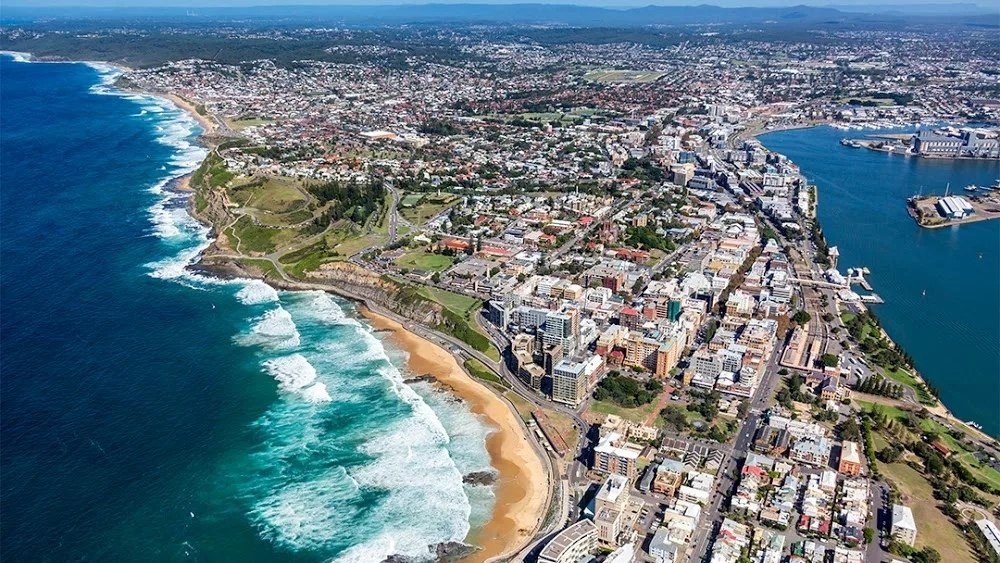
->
687, 342, 785, 562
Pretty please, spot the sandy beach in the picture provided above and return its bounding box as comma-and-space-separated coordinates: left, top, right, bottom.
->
164, 93, 218, 136
360, 307, 549, 563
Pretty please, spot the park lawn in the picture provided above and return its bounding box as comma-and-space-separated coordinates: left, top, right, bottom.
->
240, 258, 280, 279
589, 399, 659, 426
503, 390, 536, 422
324, 224, 385, 258
854, 399, 910, 422
395, 251, 453, 272
400, 193, 424, 207
463, 358, 507, 388
416, 286, 500, 362
954, 452, 1000, 490
916, 417, 967, 454
400, 200, 458, 225
253, 208, 314, 227
245, 177, 308, 214
872, 431, 891, 451
227, 216, 296, 253
418, 286, 480, 317
374, 192, 394, 233
840, 311, 856, 324
884, 366, 936, 405
229, 117, 273, 130
881, 462, 976, 563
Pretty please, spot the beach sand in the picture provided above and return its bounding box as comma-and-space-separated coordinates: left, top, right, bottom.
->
165, 93, 218, 136
360, 308, 549, 563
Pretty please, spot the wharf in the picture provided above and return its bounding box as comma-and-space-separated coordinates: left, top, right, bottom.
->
907, 194, 1000, 229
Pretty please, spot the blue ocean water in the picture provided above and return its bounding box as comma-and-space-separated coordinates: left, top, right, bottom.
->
0, 55, 494, 561
760, 125, 1000, 435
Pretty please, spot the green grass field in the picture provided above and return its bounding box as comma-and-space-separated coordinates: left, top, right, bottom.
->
416, 286, 499, 362
226, 216, 292, 253
325, 224, 384, 258
400, 198, 458, 225
395, 251, 453, 272
464, 358, 507, 388
589, 399, 662, 427
955, 452, 1000, 490
229, 118, 273, 130
883, 366, 936, 405
400, 193, 424, 207
418, 286, 480, 317
881, 462, 976, 563
240, 258, 280, 278
583, 69, 665, 83
855, 399, 910, 421
244, 177, 308, 214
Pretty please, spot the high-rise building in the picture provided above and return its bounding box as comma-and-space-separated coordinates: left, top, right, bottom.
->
543, 311, 575, 353
543, 344, 564, 376
551, 356, 604, 407
625, 332, 660, 371
891, 504, 917, 546
593, 474, 631, 547
593, 432, 641, 481
655, 337, 681, 378
538, 519, 597, 563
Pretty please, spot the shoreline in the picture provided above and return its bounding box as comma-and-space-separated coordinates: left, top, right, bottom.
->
756, 126, 997, 439
150, 68, 553, 556
2, 50, 550, 558
162, 93, 219, 137
359, 307, 549, 563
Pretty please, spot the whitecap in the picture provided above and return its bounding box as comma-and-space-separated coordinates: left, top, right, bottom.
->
262, 354, 331, 403
235, 307, 301, 350
236, 281, 280, 306
1, 51, 32, 63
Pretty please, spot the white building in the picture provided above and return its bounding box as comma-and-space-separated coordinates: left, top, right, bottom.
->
891, 504, 917, 546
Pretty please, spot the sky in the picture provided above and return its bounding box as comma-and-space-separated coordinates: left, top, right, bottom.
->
1, 0, 986, 6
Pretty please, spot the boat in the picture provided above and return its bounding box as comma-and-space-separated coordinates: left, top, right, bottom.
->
967, 420, 984, 431
965, 184, 978, 192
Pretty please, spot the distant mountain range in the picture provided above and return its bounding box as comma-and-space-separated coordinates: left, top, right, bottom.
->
1, 2, 995, 25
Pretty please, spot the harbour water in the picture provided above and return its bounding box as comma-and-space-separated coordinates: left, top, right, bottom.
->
759, 125, 1000, 435
0, 55, 495, 560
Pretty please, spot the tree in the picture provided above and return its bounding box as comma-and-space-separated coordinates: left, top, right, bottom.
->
840, 418, 862, 442
863, 527, 875, 544
792, 310, 811, 325
821, 353, 839, 368
431, 272, 441, 284
661, 405, 689, 431
737, 401, 750, 418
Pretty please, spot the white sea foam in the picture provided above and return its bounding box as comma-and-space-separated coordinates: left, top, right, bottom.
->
236, 281, 280, 305
0, 51, 32, 63
339, 414, 471, 562
263, 354, 331, 403
251, 471, 364, 550
297, 292, 352, 325
232, 300, 476, 561
236, 307, 301, 350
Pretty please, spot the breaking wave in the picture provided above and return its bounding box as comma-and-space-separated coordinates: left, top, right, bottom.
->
87, 56, 496, 560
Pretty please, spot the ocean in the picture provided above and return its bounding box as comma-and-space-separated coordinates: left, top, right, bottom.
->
0, 55, 495, 561
759, 125, 1000, 435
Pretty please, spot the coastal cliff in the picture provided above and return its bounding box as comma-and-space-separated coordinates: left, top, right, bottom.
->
309, 262, 447, 327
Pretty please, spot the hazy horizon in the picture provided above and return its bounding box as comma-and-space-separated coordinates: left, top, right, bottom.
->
2, 0, 992, 8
